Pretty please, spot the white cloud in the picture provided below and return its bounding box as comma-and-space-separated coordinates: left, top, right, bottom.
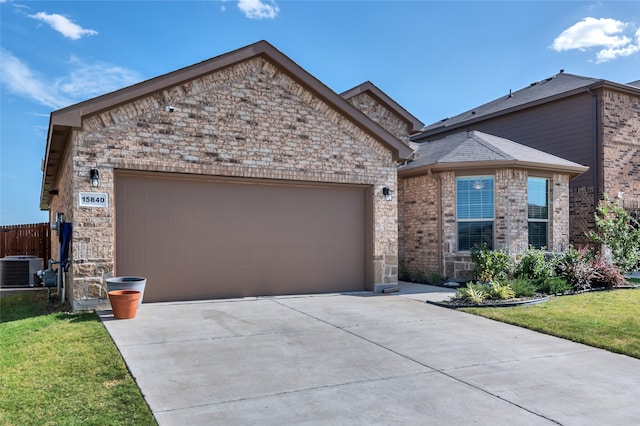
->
0, 48, 142, 109
59, 56, 142, 98
552, 17, 640, 63
596, 28, 640, 63
237, 0, 279, 19
29, 11, 98, 40
0, 48, 69, 108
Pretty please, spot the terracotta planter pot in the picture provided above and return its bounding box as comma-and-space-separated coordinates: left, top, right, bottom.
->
108, 290, 141, 319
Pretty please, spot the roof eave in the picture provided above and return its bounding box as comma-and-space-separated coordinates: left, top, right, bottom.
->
413, 80, 640, 142
40, 41, 414, 206
398, 160, 589, 178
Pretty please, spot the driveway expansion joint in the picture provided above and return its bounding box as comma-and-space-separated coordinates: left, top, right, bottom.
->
153, 371, 439, 415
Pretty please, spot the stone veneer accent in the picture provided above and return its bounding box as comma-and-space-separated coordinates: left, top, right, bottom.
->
52, 56, 402, 310
400, 169, 572, 281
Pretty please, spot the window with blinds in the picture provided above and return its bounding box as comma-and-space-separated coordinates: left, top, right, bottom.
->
456, 176, 494, 251
528, 177, 549, 249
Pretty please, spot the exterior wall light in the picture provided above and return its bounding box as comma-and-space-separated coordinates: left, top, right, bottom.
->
382, 187, 393, 201
89, 168, 100, 188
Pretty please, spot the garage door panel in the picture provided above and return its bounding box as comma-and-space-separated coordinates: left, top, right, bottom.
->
116, 173, 367, 302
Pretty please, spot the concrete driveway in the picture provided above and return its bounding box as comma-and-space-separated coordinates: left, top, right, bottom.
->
100, 284, 640, 425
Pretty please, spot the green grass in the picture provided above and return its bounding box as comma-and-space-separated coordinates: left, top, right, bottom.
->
0, 291, 156, 426
462, 289, 640, 359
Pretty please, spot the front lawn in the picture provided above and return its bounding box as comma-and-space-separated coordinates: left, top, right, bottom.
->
462, 289, 640, 359
0, 291, 156, 425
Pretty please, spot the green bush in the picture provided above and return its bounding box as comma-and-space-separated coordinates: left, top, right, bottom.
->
471, 244, 512, 282
410, 270, 427, 284
508, 277, 538, 297
589, 195, 640, 273
537, 276, 572, 295
515, 246, 556, 284
399, 267, 410, 282
429, 272, 443, 285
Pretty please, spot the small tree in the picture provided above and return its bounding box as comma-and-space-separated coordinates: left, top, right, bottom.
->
588, 195, 640, 274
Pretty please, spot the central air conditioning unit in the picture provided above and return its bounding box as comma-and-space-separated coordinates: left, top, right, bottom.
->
0, 256, 44, 287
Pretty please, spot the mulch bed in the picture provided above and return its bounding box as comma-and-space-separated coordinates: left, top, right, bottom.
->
428, 294, 552, 309
429, 283, 640, 309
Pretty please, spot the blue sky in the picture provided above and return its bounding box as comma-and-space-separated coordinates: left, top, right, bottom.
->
1, 0, 639, 225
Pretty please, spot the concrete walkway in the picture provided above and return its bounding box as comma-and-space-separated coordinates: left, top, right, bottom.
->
100, 283, 640, 425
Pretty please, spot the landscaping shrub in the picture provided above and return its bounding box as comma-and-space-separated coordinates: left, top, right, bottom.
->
429, 272, 443, 285
454, 283, 487, 304
508, 277, 538, 297
590, 256, 627, 288
556, 247, 597, 291
588, 195, 640, 273
410, 270, 427, 284
471, 244, 512, 282
514, 246, 556, 284
485, 281, 515, 299
537, 276, 572, 295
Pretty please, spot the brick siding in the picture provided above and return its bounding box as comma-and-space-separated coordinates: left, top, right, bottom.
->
601, 88, 640, 212
54, 56, 401, 309
400, 169, 572, 281
345, 92, 413, 144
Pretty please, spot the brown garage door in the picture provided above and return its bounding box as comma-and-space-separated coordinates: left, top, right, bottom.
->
115, 172, 369, 302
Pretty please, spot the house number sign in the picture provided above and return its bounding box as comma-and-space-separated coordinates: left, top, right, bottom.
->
79, 192, 108, 208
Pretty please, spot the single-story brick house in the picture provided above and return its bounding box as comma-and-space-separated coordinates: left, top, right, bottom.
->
40, 41, 586, 309
398, 130, 588, 280
40, 41, 425, 309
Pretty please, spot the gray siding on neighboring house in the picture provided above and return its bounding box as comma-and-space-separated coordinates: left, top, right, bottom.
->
416, 93, 596, 189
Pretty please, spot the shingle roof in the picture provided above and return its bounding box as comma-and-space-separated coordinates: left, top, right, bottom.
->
399, 130, 588, 177
41, 41, 415, 208
416, 72, 640, 138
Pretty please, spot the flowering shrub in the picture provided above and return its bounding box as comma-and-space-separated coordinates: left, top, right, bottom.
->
555, 247, 597, 291
590, 256, 627, 288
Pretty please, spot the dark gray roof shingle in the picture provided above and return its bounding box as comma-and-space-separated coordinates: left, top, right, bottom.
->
399, 130, 588, 177
417, 72, 640, 136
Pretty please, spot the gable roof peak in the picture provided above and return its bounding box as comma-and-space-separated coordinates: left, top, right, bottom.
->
340, 81, 424, 133
41, 40, 415, 208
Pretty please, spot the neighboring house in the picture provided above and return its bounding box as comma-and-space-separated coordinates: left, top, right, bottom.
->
412, 71, 640, 247
40, 41, 417, 310
398, 130, 587, 280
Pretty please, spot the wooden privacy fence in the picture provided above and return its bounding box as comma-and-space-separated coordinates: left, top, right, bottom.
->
0, 223, 51, 261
